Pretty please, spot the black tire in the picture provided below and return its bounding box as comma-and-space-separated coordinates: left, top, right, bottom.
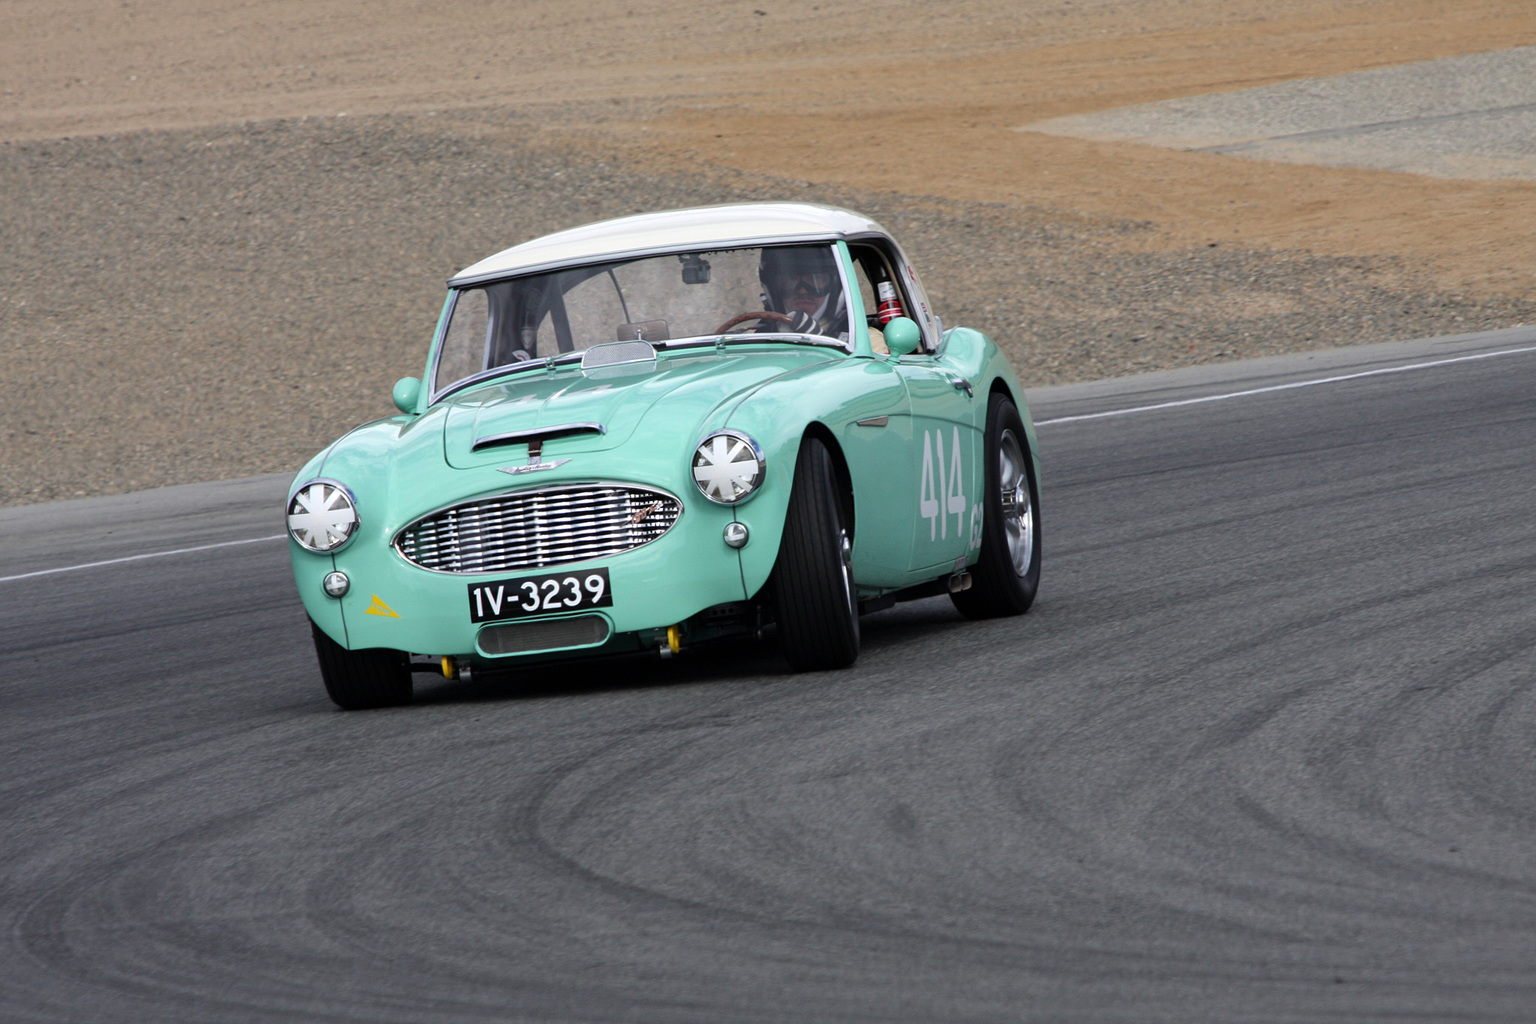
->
952, 393, 1041, 619
309, 619, 413, 710
773, 436, 860, 671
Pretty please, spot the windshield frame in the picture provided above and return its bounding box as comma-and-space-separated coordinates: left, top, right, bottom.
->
425, 239, 859, 405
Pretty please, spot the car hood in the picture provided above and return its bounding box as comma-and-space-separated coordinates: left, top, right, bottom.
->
439, 348, 838, 469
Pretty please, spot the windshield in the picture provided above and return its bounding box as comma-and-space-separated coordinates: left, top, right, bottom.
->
431, 243, 849, 395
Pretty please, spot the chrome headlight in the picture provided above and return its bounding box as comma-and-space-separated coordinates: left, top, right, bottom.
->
287, 479, 360, 553
692, 430, 765, 505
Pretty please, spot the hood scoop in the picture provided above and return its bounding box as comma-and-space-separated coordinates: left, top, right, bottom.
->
471, 422, 606, 453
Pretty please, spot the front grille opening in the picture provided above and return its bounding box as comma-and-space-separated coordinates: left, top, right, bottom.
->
396, 484, 681, 574
477, 615, 612, 657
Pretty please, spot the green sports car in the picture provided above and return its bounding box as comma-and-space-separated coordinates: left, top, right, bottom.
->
286, 203, 1041, 708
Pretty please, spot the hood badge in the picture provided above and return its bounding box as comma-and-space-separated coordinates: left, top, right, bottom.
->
499, 438, 570, 476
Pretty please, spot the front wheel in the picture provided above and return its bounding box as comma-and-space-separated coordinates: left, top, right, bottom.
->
952, 393, 1041, 619
309, 619, 413, 709
773, 436, 860, 671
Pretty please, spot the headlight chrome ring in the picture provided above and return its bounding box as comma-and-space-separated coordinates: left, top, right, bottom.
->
692, 430, 765, 505
287, 478, 360, 553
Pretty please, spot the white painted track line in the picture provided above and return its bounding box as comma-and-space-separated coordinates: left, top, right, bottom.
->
7, 338, 1535, 582
1034, 343, 1536, 426
0, 534, 287, 584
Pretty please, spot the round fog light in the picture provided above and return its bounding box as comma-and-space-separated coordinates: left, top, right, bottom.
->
322, 571, 351, 598
723, 522, 750, 549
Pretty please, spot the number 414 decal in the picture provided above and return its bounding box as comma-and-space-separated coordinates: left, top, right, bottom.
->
920, 427, 973, 542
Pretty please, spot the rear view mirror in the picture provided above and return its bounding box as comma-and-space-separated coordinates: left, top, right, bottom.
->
680, 254, 711, 284
883, 317, 921, 356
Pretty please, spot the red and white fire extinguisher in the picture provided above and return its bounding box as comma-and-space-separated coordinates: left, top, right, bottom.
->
876, 279, 905, 325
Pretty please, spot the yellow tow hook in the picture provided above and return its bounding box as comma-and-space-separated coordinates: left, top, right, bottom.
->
661, 624, 683, 658
441, 656, 455, 678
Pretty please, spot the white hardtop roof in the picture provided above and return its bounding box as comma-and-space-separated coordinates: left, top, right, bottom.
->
448, 202, 891, 286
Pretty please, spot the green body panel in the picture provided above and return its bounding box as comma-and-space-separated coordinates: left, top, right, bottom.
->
290, 328, 1038, 663
900, 325, 1032, 576
724, 324, 1033, 596
723, 353, 915, 595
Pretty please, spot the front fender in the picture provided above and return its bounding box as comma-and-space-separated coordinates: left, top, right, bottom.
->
721, 356, 911, 597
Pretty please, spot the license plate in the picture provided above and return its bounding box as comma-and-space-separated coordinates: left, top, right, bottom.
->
468, 568, 613, 623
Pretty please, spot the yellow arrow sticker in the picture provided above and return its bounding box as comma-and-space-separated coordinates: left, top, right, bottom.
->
364, 594, 400, 618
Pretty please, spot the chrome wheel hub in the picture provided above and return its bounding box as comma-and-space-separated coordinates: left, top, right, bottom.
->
998, 430, 1033, 576
839, 530, 855, 612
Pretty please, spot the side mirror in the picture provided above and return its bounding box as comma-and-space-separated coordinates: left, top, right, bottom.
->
883, 317, 921, 356
392, 376, 422, 414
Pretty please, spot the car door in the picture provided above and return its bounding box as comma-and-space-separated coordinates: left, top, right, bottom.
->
884, 246, 981, 574
836, 358, 919, 587
899, 357, 981, 573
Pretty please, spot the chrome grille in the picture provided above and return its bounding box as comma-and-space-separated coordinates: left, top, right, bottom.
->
395, 484, 682, 574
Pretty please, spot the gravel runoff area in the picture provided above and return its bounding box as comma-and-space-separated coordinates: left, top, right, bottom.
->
4, 109, 1534, 508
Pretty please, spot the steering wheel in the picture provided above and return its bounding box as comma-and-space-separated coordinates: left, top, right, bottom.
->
714, 310, 793, 334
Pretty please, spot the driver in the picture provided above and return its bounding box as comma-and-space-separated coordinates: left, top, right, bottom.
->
760, 246, 847, 340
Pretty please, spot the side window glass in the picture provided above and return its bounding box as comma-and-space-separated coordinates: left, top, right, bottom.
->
850, 243, 919, 354
435, 288, 489, 393
848, 252, 886, 355
851, 256, 878, 322
891, 252, 939, 349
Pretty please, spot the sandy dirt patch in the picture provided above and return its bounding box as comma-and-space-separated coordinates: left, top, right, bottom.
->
5, 1, 1533, 293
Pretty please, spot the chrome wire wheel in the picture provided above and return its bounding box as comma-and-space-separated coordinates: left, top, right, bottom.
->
998, 429, 1033, 577
952, 393, 1039, 620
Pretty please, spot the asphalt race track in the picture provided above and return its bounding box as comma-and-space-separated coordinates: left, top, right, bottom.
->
4, 326, 1536, 1022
